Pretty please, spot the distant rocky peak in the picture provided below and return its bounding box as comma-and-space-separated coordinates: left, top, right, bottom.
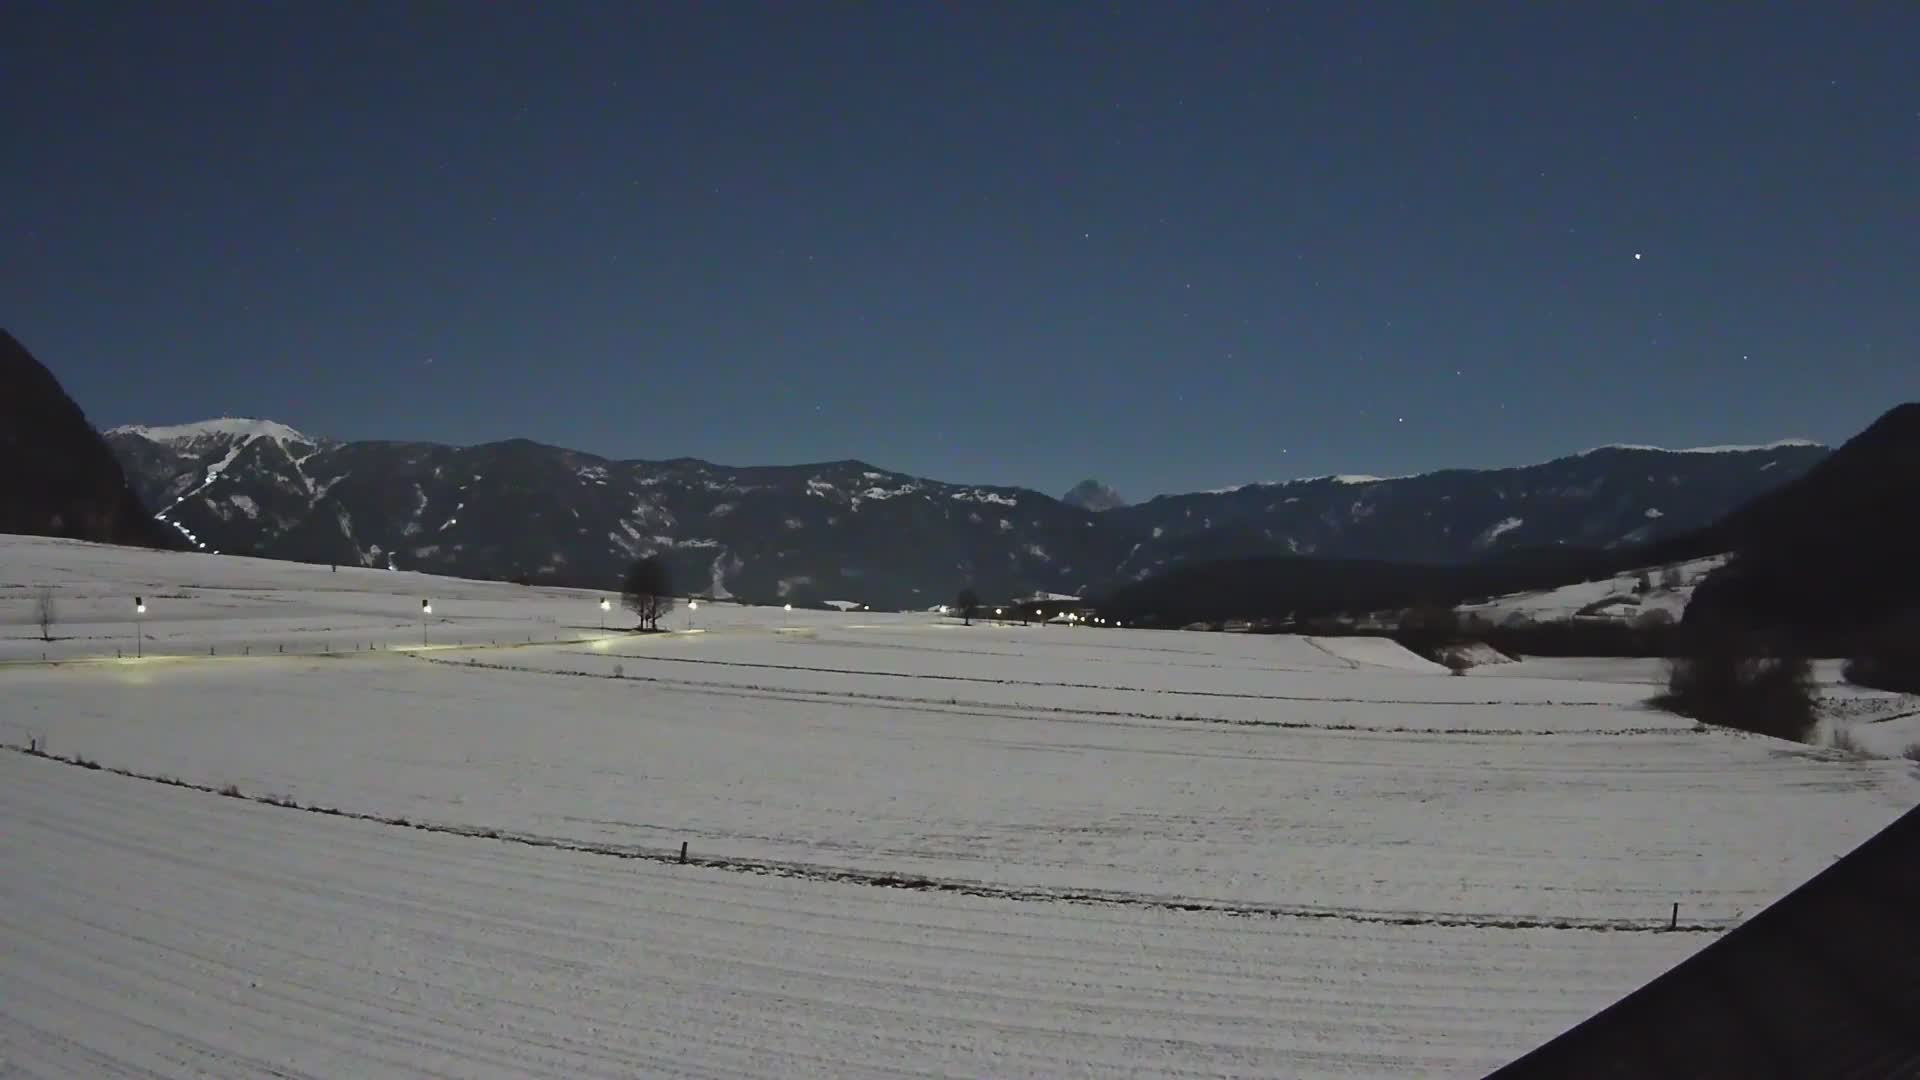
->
1063, 478, 1127, 512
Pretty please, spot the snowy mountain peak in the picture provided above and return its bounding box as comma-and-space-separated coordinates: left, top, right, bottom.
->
1062, 479, 1128, 512
109, 417, 315, 447
1581, 438, 1822, 456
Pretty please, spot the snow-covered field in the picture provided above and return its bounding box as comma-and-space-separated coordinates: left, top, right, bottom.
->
4, 535, 1917, 1077
1458, 555, 1726, 625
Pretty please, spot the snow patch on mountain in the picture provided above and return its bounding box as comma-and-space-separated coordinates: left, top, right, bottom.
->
1582, 438, 1821, 456
110, 417, 315, 446
860, 483, 919, 501
1476, 516, 1524, 548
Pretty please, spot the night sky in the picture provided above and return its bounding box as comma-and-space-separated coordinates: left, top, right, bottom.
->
5, 3, 1915, 498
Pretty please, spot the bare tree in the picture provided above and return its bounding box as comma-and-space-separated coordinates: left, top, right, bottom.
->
622, 556, 675, 631
955, 587, 981, 626
35, 586, 56, 642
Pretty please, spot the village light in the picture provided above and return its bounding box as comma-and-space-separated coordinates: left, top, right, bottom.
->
600, 597, 610, 630
421, 599, 432, 645
134, 596, 145, 658
688, 599, 699, 630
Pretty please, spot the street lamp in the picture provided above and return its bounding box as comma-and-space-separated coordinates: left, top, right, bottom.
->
421, 598, 432, 645
599, 597, 611, 631
134, 596, 145, 658
687, 599, 699, 630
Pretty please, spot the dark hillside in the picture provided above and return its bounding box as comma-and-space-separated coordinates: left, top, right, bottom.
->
0, 330, 172, 548
1682, 403, 1920, 641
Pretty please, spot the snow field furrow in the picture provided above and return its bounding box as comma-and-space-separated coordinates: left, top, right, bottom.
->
441, 652, 1682, 735
3, 743, 1737, 933
569, 645, 1634, 708
8, 537, 1918, 1075
6, 649, 1911, 922
1, 752, 1705, 1077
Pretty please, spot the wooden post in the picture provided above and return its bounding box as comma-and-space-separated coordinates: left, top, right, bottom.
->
1670, 902, 1678, 930
679, 841, 689, 864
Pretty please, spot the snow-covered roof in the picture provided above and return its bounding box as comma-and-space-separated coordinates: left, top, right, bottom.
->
108, 417, 314, 445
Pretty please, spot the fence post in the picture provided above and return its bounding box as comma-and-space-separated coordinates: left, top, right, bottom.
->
1670, 902, 1678, 930
679, 841, 689, 864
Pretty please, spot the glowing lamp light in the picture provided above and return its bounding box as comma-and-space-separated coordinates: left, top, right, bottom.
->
135, 599, 146, 615
422, 600, 433, 615
599, 598, 611, 612
784, 603, 792, 612
689, 601, 699, 611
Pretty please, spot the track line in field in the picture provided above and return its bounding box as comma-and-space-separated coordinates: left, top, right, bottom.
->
5, 743, 1727, 936
425, 653, 1689, 738
568, 647, 1631, 708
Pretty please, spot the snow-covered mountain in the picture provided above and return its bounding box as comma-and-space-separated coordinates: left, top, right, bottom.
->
104, 419, 1828, 607
1062, 479, 1128, 512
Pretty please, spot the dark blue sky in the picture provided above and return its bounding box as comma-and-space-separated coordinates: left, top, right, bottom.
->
5, 3, 1915, 498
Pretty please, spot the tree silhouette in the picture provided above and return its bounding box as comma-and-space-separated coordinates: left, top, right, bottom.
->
622, 556, 675, 631
955, 587, 981, 626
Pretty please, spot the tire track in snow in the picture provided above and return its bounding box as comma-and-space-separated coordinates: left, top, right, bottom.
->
4, 743, 1728, 935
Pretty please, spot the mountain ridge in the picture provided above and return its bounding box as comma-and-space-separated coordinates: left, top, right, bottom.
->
103, 414, 1829, 608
